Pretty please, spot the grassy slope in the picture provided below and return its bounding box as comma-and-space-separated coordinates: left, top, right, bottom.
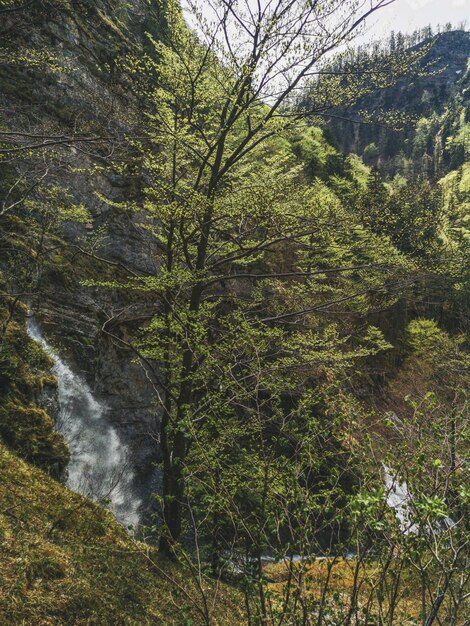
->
0, 445, 243, 626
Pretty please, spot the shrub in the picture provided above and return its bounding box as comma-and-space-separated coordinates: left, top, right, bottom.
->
405, 318, 451, 356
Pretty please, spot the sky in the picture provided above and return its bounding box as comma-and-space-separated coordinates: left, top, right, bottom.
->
186, 0, 469, 44
184, 0, 469, 63
363, 0, 469, 41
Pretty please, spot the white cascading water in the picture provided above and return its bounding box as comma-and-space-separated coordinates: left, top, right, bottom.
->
383, 464, 418, 535
383, 464, 455, 535
27, 319, 141, 528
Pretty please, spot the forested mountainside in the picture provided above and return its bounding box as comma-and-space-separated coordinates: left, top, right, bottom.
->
0, 1, 469, 624
322, 30, 470, 180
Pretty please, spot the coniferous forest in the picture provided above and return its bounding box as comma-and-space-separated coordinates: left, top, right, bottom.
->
0, 1, 469, 624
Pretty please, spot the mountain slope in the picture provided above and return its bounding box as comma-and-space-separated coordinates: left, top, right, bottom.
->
324, 30, 470, 177
0, 443, 242, 625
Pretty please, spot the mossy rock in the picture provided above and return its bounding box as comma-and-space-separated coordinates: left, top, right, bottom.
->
0, 321, 54, 398
0, 403, 69, 477
0, 315, 66, 476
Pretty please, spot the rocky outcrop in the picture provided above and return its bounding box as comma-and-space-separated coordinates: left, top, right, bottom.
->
0, 317, 69, 478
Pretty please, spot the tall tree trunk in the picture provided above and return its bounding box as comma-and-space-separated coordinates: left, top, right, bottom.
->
158, 211, 215, 554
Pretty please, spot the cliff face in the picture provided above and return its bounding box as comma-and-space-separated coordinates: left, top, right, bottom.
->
0, 1, 167, 515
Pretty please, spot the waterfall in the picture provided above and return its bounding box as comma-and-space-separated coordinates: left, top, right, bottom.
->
383, 465, 418, 535
27, 319, 141, 528
383, 465, 455, 535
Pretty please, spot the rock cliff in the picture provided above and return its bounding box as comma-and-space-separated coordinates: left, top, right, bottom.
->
1, 0, 168, 518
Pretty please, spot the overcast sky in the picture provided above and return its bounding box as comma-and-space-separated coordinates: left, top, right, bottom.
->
187, 1, 469, 41
363, 0, 469, 42
184, 0, 469, 55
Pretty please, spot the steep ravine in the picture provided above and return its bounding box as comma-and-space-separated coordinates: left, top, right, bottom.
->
32, 282, 163, 525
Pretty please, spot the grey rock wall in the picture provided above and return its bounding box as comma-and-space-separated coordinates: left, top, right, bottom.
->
1, 0, 166, 519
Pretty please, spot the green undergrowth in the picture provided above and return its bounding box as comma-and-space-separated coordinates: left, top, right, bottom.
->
0, 444, 244, 625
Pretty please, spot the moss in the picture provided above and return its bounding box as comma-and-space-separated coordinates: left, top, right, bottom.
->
0, 403, 69, 476
0, 318, 67, 476
0, 444, 244, 625
1, 321, 54, 396
0, 516, 11, 543
25, 543, 71, 583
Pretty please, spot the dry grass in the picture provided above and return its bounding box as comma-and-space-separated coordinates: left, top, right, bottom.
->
263, 558, 430, 625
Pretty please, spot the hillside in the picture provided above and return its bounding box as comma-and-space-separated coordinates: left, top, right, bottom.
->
323, 30, 470, 178
0, 443, 243, 625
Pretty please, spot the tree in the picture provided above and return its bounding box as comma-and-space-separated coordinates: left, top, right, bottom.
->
360, 177, 445, 261
95, 0, 420, 556
396, 31, 405, 51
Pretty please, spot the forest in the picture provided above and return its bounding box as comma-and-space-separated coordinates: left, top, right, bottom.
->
0, 1, 469, 624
